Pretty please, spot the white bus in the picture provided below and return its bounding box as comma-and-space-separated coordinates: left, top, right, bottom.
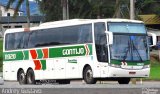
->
148, 29, 160, 50
3, 19, 151, 84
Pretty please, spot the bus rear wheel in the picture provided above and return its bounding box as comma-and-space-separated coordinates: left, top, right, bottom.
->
83, 66, 97, 84
118, 78, 130, 84
26, 69, 36, 84
17, 70, 26, 84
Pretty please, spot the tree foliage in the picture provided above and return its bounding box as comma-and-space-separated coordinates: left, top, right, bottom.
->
135, 0, 160, 15
7, 0, 160, 22
39, 0, 116, 22
38, 0, 62, 22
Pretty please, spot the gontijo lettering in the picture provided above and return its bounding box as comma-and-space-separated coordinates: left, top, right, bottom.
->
5, 54, 16, 60
62, 48, 84, 55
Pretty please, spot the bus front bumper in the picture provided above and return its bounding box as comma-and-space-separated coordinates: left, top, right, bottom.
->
108, 67, 150, 78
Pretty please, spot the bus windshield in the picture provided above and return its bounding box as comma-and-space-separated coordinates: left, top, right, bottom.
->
110, 35, 149, 61
108, 22, 149, 62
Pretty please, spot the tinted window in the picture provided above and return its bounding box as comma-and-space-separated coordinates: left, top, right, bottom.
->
5, 32, 25, 50
5, 24, 93, 50
61, 26, 79, 44
78, 25, 92, 43
5, 33, 15, 50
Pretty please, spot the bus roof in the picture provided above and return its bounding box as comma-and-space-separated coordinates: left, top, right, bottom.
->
4, 19, 144, 34
40, 19, 143, 27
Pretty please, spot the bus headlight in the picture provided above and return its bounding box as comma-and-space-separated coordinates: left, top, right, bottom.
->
109, 64, 121, 68
143, 65, 150, 69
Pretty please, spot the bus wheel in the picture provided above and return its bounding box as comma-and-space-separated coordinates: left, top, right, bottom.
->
118, 78, 130, 84
17, 70, 26, 84
57, 80, 70, 84
26, 69, 36, 84
83, 66, 97, 84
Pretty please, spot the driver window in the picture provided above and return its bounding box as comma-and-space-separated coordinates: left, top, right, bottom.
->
94, 22, 108, 62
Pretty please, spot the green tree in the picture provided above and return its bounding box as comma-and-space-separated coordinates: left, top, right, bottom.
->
135, 0, 160, 15
39, 0, 62, 22
39, 0, 116, 21
113, 0, 129, 18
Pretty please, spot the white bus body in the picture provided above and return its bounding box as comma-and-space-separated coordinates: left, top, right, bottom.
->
3, 19, 150, 84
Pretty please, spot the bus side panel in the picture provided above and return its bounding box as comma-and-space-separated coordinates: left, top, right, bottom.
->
3, 60, 29, 81
3, 62, 13, 80
66, 57, 79, 79
42, 59, 54, 79
53, 58, 66, 79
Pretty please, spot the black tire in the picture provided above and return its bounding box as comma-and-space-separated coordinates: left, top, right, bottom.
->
57, 80, 70, 84
26, 69, 36, 84
83, 66, 97, 84
17, 70, 26, 85
118, 78, 130, 84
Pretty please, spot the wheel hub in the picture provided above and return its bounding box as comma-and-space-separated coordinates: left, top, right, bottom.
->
86, 70, 93, 80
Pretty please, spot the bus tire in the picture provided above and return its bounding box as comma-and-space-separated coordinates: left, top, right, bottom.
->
26, 69, 36, 84
83, 66, 97, 84
57, 80, 70, 84
118, 78, 130, 84
17, 69, 26, 85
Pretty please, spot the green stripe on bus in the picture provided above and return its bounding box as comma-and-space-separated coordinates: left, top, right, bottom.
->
4, 51, 23, 61
49, 44, 92, 58
88, 44, 92, 55
4, 50, 29, 61
37, 49, 43, 59
41, 60, 46, 70
111, 60, 150, 66
3, 44, 93, 61
23, 50, 29, 60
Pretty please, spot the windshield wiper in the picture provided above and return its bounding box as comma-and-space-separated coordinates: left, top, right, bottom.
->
123, 40, 130, 62
123, 36, 143, 62
131, 39, 143, 62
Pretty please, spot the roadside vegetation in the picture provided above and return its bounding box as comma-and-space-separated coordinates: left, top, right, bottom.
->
148, 54, 160, 80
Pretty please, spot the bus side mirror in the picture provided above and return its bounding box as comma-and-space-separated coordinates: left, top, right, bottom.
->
105, 31, 113, 45
147, 32, 157, 46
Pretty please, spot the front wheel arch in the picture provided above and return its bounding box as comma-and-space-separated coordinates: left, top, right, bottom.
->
82, 64, 90, 79
83, 65, 97, 84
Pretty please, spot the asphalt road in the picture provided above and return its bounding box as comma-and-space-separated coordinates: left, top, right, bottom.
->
0, 81, 160, 94
1, 80, 160, 88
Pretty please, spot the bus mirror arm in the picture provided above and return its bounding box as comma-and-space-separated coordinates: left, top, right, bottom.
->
105, 31, 113, 45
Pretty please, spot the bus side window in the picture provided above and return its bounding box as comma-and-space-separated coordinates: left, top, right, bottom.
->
28, 31, 37, 48
78, 24, 92, 43
14, 33, 25, 49
5, 33, 15, 50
